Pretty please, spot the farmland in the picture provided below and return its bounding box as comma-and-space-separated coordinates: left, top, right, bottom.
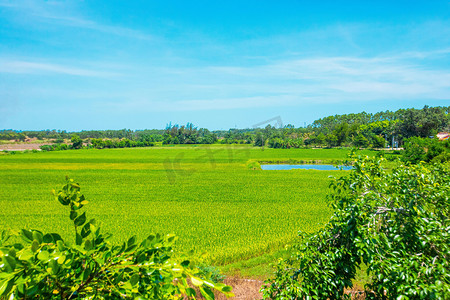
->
0, 146, 373, 269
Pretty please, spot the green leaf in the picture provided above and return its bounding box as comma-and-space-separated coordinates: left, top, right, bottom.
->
76, 233, 83, 246
32, 231, 43, 244
167, 234, 176, 243
127, 236, 136, 247
181, 260, 190, 267
221, 285, 233, 292
102, 251, 111, 264
31, 240, 40, 252
20, 229, 33, 243
7, 248, 16, 258
57, 255, 66, 264
186, 287, 196, 297
191, 276, 203, 287
57, 194, 70, 205
82, 267, 91, 282
84, 239, 92, 251
50, 233, 62, 242
203, 280, 215, 288
0, 279, 13, 296
81, 223, 91, 238
49, 259, 60, 275
124, 244, 137, 253
129, 274, 139, 286
70, 211, 78, 220
19, 249, 34, 261
1, 255, 16, 272
17, 283, 25, 295
37, 250, 49, 261
74, 212, 86, 227
56, 240, 65, 251
199, 286, 214, 300
43, 233, 54, 243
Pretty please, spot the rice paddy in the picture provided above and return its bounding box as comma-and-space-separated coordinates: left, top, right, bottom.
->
0, 146, 373, 266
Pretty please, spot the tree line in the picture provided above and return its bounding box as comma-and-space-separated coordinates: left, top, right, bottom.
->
1, 105, 449, 150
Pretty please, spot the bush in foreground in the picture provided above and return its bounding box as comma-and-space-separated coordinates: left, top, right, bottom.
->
261, 154, 449, 299
0, 177, 233, 299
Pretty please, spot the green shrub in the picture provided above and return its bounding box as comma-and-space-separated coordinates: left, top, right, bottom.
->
0, 177, 233, 299
403, 137, 449, 163
247, 161, 261, 170
196, 264, 226, 284
39, 144, 55, 151
261, 154, 450, 299
71, 134, 83, 149
370, 134, 386, 149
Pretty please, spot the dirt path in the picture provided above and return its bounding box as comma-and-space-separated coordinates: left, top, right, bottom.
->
214, 277, 366, 299
0, 143, 49, 151
216, 277, 264, 300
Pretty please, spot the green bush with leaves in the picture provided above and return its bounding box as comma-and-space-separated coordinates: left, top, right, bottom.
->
0, 177, 233, 299
261, 154, 449, 299
71, 135, 83, 149
403, 137, 449, 164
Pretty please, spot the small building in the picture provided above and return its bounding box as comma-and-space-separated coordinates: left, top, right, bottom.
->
436, 132, 449, 141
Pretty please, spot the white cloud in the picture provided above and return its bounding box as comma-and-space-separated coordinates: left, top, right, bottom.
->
0, 0, 154, 40
3, 50, 449, 111
40, 14, 154, 41
0, 60, 120, 78
136, 52, 450, 108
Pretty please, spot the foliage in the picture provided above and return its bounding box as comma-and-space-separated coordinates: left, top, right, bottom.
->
0, 130, 28, 141
325, 134, 338, 148
196, 264, 227, 284
40, 137, 157, 151
395, 105, 449, 138
268, 138, 303, 149
254, 132, 266, 147
246, 161, 262, 170
40, 143, 69, 151
90, 138, 155, 149
0, 147, 366, 265
71, 135, 83, 149
2, 105, 449, 149
261, 154, 450, 299
309, 105, 449, 148
0, 177, 234, 299
403, 137, 449, 163
352, 134, 369, 148
369, 134, 386, 149
163, 123, 217, 145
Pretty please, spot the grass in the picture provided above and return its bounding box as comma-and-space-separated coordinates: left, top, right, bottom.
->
0, 145, 375, 277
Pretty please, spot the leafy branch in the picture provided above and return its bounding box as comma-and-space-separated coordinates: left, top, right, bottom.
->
0, 177, 234, 299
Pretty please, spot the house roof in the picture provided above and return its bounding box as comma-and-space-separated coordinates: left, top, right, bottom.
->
437, 132, 449, 140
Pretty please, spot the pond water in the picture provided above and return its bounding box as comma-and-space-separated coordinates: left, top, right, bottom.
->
260, 164, 353, 171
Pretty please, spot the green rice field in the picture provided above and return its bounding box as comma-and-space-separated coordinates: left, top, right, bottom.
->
0, 146, 373, 267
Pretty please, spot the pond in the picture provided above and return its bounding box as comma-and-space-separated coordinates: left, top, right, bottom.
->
260, 164, 353, 171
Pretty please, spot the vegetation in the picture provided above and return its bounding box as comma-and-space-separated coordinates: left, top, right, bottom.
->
0, 177, 233, 299
2, 105, 448, 150
0, 147, 367, 269
1, 106, 449, 297
261, 154, 450, 299
163, 123, 217, 145
402, 137, 450, 163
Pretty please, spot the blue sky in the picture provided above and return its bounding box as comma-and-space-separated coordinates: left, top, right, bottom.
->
0, 0, 449, 131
